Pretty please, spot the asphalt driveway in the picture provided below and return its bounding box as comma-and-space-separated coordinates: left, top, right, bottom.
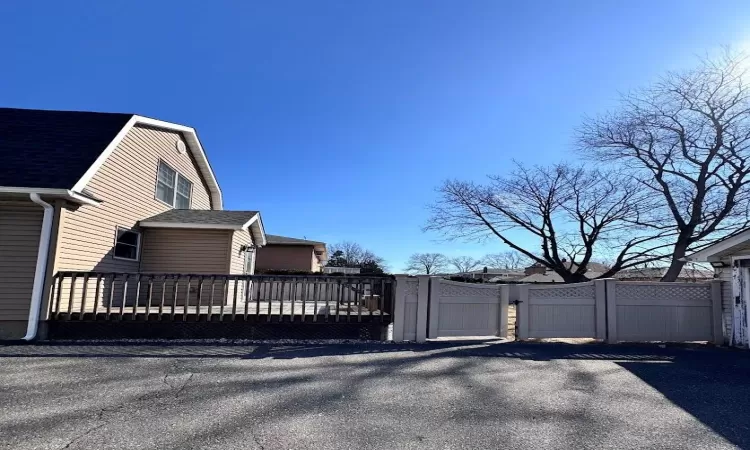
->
1, 342, 749, 449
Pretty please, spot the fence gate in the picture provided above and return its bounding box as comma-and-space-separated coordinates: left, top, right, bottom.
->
518, 281, 606, 339
427, 279, 509, 338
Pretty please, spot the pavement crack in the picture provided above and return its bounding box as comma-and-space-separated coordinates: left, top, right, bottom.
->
252, 433, 265, 450
174, 372, 194, 398
60, 422, 105, 449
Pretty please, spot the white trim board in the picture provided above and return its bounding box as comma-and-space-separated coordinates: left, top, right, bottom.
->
71, 115, 223, 210
686, 229, 750, 262
0, 187, 100, 206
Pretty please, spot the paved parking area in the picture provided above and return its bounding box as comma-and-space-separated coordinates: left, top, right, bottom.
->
1, 342, 749, 449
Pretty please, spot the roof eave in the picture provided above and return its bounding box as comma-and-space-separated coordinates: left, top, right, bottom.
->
0, 187, 101, 206
684, 229, 750, 262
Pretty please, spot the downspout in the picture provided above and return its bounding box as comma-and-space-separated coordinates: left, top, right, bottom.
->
23, 194, 54, 341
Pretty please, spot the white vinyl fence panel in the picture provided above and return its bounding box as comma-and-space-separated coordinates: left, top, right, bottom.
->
519, 281, 606, 339
611, 282, 720, 343
428, 279, 508, 338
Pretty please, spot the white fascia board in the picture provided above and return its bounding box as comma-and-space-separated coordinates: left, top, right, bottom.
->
242, 214, 267, 247
685, 229, 750, 262
71, 115, 223, 210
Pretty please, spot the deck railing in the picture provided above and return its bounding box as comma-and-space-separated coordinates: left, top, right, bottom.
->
48, 272, 395, 324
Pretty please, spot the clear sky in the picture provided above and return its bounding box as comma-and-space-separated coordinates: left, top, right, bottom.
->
2, 1, 750, 271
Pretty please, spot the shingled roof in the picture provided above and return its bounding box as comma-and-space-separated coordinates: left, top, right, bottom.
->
265, 234, 325, 246
141, 210, 259, 228
140, 210, 266, 246
0, 107, 133, 189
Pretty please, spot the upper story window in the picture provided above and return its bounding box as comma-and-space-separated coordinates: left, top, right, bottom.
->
156, 161, 192, 209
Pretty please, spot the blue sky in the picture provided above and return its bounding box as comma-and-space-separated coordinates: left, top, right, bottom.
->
2, 1, 750, 271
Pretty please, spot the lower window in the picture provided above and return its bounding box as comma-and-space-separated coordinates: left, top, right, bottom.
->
114, 227, 141, 261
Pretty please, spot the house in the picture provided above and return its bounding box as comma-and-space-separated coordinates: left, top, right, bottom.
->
685, 231, 750, 347
255, 234, 327, 273
0, 107, 267, 340
613, 266, 713, 282
457, 268, 525, 282
517, 261, 607, 283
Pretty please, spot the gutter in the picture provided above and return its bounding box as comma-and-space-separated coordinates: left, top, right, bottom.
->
23, 193, 54, 341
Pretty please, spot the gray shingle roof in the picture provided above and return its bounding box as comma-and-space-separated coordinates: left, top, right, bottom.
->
0, 107, 133, 189
141, 210, 259, 228
265, 234, 325, 246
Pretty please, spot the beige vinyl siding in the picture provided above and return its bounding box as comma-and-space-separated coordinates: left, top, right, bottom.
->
0, 201, 43, 322
141, 229, 231, 274
55, 125, 215, 273
256, 245, 317, 272
230, 230, 252, 275
55, 229, 232, 313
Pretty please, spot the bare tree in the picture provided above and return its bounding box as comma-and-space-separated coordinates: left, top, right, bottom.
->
579, 51, 750, 281
482, 251, 531, 270
405, 253, 448, 274
427, 163, 673, 283
327, 241, 388, 273
448, 256, 482, 274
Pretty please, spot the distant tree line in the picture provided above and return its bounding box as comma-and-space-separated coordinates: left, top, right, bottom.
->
326, 241, 388, 274
404, 251, 532, 274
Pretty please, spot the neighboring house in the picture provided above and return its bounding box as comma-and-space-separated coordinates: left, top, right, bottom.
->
255, 235, 327, 273
686, 231, 750, 347
458, 269, 525, 282
517, 261, 607, 283
323, 267, 362, 274
0, 107, 266, 339
613, 266, 713, 282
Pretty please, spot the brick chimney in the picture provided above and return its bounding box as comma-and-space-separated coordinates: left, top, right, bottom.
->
524, 263, 546, 276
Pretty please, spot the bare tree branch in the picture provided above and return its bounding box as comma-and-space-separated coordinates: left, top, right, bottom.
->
579, 50, 750, 280
426, 163, 670, 282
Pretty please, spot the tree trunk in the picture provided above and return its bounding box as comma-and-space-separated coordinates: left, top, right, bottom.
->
661, 242, 689, 282
559, 270, 589, 284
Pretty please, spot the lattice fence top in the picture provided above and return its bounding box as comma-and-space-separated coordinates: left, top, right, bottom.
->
528, 283, 595, 299
438, 281, 500, 298
615, 282, 710, 301
404, 280, 419, 296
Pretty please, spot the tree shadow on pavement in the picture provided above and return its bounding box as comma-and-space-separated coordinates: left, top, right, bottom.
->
618, 356, 750, 449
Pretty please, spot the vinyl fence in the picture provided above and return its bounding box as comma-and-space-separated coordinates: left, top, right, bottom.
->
393, 276, 723, 344
517, 279, 723, 344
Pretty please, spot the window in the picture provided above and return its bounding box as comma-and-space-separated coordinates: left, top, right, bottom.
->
155, 161, 193, 209
114, 227, 141, 261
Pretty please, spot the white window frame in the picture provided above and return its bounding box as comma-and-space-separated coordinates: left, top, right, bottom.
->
113, 226, 142, 262
154, 160, 193, 209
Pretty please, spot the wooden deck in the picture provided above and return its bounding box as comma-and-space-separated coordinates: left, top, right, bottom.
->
55, 301, 390, 322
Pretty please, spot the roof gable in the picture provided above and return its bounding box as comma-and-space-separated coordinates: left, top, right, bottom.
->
0, 108, 223, 209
